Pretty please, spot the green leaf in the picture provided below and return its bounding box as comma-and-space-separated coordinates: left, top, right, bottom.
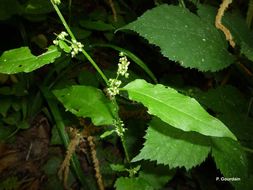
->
53, 85, 116, 126
138, 163, 175, 190
119, 5, 234, 71
197, 4, 253, 62
100, 130, 115, 138
23, 0, 54, 15
211, 138, 251, 190
123, 79, 236, 140
58, 40, 71, 53
133, 118, 211, 169
110, 164, 126, 172
80, 20, 115, 31
241, 43, 253, 62
115, 177, 153, 190
0, 46, 61, 74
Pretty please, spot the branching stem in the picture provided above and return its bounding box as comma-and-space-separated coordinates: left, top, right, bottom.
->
50, 1, 108, 84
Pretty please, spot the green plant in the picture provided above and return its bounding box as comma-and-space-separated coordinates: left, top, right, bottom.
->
0, 0, 253, 189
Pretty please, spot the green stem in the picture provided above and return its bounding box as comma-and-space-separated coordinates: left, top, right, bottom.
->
51, 1, 75, 39
179, 0, 186, 8
112, 99, 130, 163
50, 1, 108, 85
120, 135, 130, 163
242, 146, 253, 153
41, 87, 92, 189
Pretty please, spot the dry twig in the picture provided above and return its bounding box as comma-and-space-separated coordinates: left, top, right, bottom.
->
215, 0, 235, 48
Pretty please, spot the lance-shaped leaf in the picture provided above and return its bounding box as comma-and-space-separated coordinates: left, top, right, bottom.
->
119, 4, 234, 71
53, 85, 116, 126
123, 79, 236, 140
0, 46, 61, 74
132, 118, 211, 169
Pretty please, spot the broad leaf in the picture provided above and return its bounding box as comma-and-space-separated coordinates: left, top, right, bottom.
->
123, 79, 236, 140
115, 177, 153, 190
23, 0, 54, 15
138, 163, 175, 190
0, 46, 61, 74
53, 85, 116, 126
211, 138, 251, 190
197, 5, 253, 62
241, 43, 253, 62
119, 5, 234, 71
132, 118, 211, 169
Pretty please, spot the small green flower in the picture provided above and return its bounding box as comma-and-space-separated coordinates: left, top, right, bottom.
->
105, 53, 131, 99
117, 53, 130, 78
70, 39, 84, 57
53, 31, 68, 45
53, 40, 59, 45
114, 119, 126, 137
106, 79, 122, 98
58, 31, 68, 40
53, 32, 84, 57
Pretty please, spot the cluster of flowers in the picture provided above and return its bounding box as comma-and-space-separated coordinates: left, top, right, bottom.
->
70, 39, 84, 57
106, 79, 122, 98
117, 52, 130, 78
53, 31, 84, 57
114, 119, 126, 137
106, 52, 130, 98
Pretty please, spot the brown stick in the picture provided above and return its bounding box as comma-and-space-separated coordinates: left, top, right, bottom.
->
215, 0, 235, 48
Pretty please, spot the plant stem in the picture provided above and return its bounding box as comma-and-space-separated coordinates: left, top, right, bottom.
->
120, 135, 130, 163
50, 1, 108, 85
51, 0, 129, 168
51, 1, 75, 39
242, 146, 253, 153
179, 0, 186, 8
112, 99, 130, 163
